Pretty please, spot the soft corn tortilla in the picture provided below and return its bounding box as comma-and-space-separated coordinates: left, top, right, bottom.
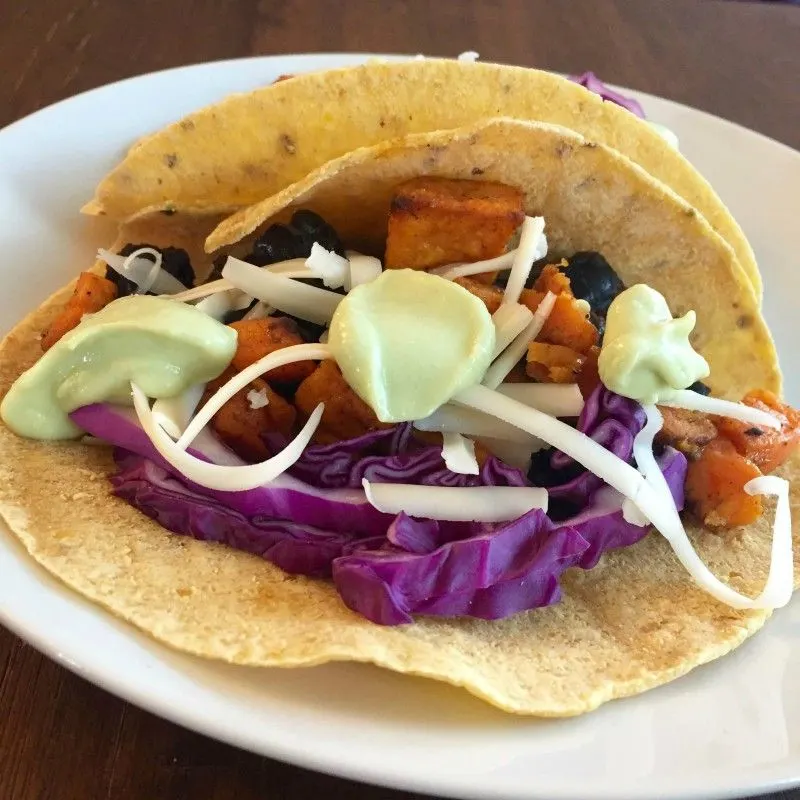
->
81, 59, 762, 299
0, 196, 796, 717
0, 290, 797, 716
208, 118, 779, 402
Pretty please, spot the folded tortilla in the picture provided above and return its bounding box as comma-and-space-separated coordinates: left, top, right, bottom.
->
208, 118, 779, 402
1, 124, 795, 716
81, 59, 762, 299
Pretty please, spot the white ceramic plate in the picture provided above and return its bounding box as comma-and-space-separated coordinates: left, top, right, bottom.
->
1, 54, 799, 800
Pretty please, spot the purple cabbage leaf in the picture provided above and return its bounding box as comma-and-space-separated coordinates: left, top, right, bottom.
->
71, 395, 686, 626
570, 71, 646, 119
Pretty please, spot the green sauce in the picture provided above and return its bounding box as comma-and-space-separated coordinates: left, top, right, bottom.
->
1, 295, 237, 440
598, 284, 709, 405
328, 269, 495, 422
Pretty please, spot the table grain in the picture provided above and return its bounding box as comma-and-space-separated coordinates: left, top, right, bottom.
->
1, 1, 799, 798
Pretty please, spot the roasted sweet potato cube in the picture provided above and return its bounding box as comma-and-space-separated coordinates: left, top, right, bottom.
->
526, 342, 585, 383
533, 263, 572, 296
521, 289, 599, 354
453, 276, 504, 314
715, 389, 800, 474
685, 438, 763, 528
295, 361, 391, 443
655, 406, 718, 461
384, 178, 524, 270
41, 272, 118, 351
203, 371, 296, 463
229, 316, 314, 387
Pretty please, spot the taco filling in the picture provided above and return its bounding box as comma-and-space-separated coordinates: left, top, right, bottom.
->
2, 175, 795, 628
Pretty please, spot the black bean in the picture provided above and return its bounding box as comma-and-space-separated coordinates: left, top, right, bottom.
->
688, 380, 711, 396
527, 447, 585, 488
543, 498, 582, 523
563, 251, 625, 316
290, 210, 346, 257
248, 224, 299, 266
111, 243, 195, 296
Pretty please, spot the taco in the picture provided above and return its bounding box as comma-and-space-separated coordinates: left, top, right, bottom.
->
81, 59, 763, 300
0, 119, 796, 717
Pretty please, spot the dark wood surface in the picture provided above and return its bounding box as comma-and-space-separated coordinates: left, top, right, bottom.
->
1, 1, 799, 798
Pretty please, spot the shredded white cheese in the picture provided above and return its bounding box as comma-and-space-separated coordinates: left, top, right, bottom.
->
176, 343, 332, 450
477, 436, 539, 471
633, 405, 793, 610
170, 279, 232, 303
623, 403, 660, 526
306, 243, 350, 289
496, 382, 584, 417
194, 289, 252, 321
362, 479, 548, 522
98, 247, 186, 295
501, 216, 547, 307
222, 256, 342, 325
441, 431, 480, 475
264, 258, 310, 278
491, 303, 534, 358
246, 388, 270, 409
457, 51, 480, 62
436, 250, 517, 281
482, 291, 555, 389
455, 384, 650, 499
346, 252, 383, 287
463, 380, 793, 611
131, 383, 324, 492
415, 403, 541, 446
743, 475, 794, 607
151, 384, 206, 440
660, 389, 781, 430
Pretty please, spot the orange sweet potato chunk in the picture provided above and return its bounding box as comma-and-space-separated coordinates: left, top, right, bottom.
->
41, 272, 118, 351
716, 389, 800, 474
521, 289, 599, 354
228, 317, 314, 387
684, 438, 763, 528
384, 178, 524, 271
526, 342, 585, 384
203, 371, 296, 463
295, 361, 391, 444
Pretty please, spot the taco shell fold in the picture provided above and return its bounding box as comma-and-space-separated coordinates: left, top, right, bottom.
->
82, 59, 762, 299
207, 118, 779, 402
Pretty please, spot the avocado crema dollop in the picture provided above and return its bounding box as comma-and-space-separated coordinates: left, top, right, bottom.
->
1, 295, 237, 440
598, 283, 710, 405
328, 269, 496, 422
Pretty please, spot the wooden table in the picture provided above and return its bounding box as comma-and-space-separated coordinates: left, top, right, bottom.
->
1, 1, 799, 798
